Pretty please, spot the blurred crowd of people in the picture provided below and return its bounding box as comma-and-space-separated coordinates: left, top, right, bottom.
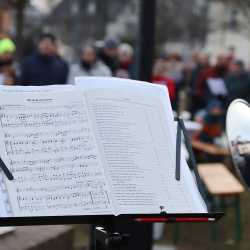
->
1, 33, 248, 109
185, 51, 249, 162
0, 33, 136, 86
1, 33, 250, 163
147, 47, 250, 163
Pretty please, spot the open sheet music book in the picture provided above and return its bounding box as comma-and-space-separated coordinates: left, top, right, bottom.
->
0, 77, 207, 217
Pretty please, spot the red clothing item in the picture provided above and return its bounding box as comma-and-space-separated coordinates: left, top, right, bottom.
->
152, 75, 176, 101
195, 66, 214, 97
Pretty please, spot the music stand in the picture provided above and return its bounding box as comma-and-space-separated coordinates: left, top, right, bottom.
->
0, 118, 224, 250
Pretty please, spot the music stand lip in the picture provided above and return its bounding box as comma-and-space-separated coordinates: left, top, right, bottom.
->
0, 213, 224, 226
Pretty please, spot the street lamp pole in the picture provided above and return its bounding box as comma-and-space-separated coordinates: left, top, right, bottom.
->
137, 0, 157, 81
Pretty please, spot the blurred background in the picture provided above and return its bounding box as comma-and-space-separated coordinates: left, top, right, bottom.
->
0, 0, 250, 250
3, 0, 250, 62
0, 1, 249, 58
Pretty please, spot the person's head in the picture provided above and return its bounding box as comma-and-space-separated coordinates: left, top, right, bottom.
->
228, 46, 235, 56
216, 54, 228, 67
198, 53, 210, 67
207, 99, 224, 117
203, 99, 224, 138
169, 53, 182, 63
0, 38, 16, 67
228, 60, 244, 75
37, 33, 57, 57
191, 51, 199, 64
104, 38, 119, 58
153, 60, 167, 76
214, 54, 228, 76
118, 43, 133, 64
80, 45, 97, 70
81, 45, 97, 64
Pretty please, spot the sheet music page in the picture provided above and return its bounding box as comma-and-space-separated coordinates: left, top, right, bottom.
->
76, 77, 207, 214
0, 88, 113, 216
85, 89, 166, 214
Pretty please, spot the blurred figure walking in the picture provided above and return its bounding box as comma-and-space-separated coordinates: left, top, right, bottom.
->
67, 45, 111, 84
19, 33, 69, 85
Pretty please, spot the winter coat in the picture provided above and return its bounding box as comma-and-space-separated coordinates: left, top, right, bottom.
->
225, 72, 250, 103
67, 61, 111, 84
19, 52, 69, 85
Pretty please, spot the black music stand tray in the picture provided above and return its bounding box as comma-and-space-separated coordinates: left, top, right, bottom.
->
0, 213, 223, 250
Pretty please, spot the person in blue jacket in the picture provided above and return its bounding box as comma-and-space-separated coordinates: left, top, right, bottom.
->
18, 33, 69, 86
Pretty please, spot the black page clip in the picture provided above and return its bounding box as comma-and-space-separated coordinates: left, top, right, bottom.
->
160, 206, 167, 214
175, 118, 182, 181
174, 117, 206, 200
0, 157, 14, 180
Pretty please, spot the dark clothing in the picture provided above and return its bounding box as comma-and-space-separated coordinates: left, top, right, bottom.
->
189, 64, 209, 115
225, 72, 250, 103
194, 112, 225, 163
189, 64, 205, 94
18, 53, 69, 86
98, 50, 119, 75
200, 114, 224, 143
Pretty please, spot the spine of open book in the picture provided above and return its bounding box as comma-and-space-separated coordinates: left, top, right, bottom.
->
0, 174, 12, 216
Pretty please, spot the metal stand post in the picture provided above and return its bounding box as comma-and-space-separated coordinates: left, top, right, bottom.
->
94, 226, 130, 250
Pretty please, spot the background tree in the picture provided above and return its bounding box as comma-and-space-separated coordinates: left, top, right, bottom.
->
156, 0, 209, 47
11, 0, 28, 59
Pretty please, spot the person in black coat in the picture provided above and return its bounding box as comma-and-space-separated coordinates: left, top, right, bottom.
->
19, 33, 69, 86
98, 38, 120, 75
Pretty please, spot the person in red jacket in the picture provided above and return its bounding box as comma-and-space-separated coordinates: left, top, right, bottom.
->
152, 60, 176, 104
193, 54, 228, 111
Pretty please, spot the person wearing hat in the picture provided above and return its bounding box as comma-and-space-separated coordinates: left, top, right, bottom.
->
0, 38, 16, 69
98, 38, 120, 75
0, 38, 16, 85
115, 43, 135, 79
